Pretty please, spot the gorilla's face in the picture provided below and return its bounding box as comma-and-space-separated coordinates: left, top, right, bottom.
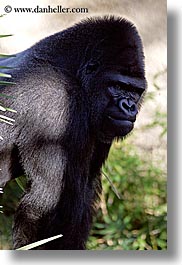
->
100, 72, 145, 142
81, 61, 146, 143
79, 36, 146, 143
101, 73, 145, 142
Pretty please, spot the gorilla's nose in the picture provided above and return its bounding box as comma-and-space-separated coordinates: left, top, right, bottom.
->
118, 98, 138, 117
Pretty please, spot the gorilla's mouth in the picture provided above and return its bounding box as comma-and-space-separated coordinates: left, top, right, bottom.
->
99, 115, 135, 143
107, 115, 134, 134
107, 112, 136, 122
107, 115, 134, 129
107, 115, 134, 122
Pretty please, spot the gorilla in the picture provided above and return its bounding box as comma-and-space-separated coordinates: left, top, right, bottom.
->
0, 16, 147, 250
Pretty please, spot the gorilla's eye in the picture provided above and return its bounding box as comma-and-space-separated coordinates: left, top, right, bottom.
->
108, 85, 121, 97
86, 62, 99, 74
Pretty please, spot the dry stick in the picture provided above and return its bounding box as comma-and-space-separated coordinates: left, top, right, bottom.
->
102, 171, 121, 200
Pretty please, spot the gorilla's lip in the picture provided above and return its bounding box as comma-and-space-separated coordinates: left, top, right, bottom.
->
106, 109, 136, 122
107, 114, 135, 123
108, 116, 134, 127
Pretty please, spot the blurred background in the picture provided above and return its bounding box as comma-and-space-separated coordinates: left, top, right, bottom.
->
0, 0, 167, 250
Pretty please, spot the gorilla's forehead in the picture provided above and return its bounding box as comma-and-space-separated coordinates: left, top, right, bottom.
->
105, 73, 146, 90
89, 40, 143, 72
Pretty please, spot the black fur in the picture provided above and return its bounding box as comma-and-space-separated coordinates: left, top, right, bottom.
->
0, 16, 146, 249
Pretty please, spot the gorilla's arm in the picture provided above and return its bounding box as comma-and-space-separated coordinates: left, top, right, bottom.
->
0, 60, 103, 249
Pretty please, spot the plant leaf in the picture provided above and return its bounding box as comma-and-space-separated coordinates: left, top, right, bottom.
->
0, 54, 16, 58
102, 171, 121, 200
15, 178, 25, 192
0, 114, 15, 122
0, 35, 13, 38
0, 72, 12, 78
0, 81, 16, 85
0, 66, 14, 69
0, 118, 14, 125
17, 234, 63, 250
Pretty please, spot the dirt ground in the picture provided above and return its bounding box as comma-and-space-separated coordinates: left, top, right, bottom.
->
0, 0, 167, 169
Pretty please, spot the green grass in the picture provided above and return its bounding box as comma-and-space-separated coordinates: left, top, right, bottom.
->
87, 141, 167, 250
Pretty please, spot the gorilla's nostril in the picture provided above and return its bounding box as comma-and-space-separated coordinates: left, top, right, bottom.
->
122, 102, 129, 110
130, 104, 136, 112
